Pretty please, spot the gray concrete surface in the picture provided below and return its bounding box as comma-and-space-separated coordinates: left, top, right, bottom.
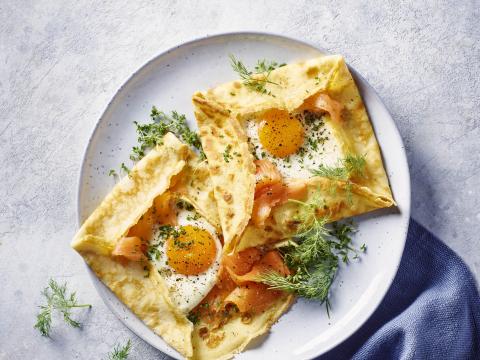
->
0, 1, 478, 359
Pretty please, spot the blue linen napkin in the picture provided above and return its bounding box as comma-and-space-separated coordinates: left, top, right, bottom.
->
322, 219, 480, 360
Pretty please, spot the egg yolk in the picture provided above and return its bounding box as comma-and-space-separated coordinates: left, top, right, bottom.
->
258, 109, 304, 158
166, 225, 217, 275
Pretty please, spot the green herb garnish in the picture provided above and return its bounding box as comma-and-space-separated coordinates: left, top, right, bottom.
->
106, 339, 132, 360
310, 154, 367, 204
120, 163, 130, 174
173, 237, 193, 250
229, 55, 282, 95
34, 279, 91, 336
311, 154, 366, 181
187, 311, 200, 324
223, 144, 233, 163
130, 107, 205, 162
257, 193, 363, 314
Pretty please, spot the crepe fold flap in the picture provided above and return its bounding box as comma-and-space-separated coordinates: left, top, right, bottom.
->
171, 152, 221, 231
72, 133, 194, 357
193, 55, 395, 252
84, 254, 193, 356
191, 295, 294, 360
193, 96, 256, 253
238, 177, 391, 251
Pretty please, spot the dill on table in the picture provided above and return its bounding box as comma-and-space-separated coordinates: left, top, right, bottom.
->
229, 54, 284, 95
106, 339, 132, 360
34, 279, 91, 336
257, 192, 363, 315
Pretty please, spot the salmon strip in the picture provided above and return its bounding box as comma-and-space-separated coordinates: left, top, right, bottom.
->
255, 159, 282, 190
252, 160, 307, 226
313, 93, 344, 123
224, 282, 283, 313
227, 250, 290, 285
222, 247, 262, 275
112, 236, 146, 262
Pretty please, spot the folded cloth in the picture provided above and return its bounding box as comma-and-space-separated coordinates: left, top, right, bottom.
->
322, 219, 480, 360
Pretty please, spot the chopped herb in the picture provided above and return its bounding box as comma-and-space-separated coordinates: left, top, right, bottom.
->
108, 169, 117, 177
176, 199, 194, 211
157, 225, 186, 240
187, 311, 199, 324
360, 243, 367, 253
229, 54, 282, 96
146, 244, 162, 261
34, 279, 91, 336
174, 237, 193, 250
223, 144, 233, 163
143, 266, 150, 278
106, 339, 132, 360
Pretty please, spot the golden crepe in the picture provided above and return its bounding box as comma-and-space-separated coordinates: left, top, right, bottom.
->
72, 133, 292, 359
193, 55, 394, 252
72, 133, 194, 356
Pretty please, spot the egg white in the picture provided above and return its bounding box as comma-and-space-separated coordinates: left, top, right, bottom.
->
245, 111, 342, 179
148, 206, 222, 314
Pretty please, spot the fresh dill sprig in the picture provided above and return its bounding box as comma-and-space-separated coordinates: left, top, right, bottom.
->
229, 54, 282, 95
311, 154, 367, 204
254, 59, 286, 73
311, 154, 367, 181
34, 279, 91, 336
258, 193, 363, 312
106, 339, 132, 360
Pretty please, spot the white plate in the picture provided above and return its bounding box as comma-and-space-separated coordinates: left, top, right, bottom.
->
77, 32, 410, 359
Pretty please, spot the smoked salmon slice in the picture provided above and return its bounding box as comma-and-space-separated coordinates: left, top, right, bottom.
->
313, 93, 344, 123
252, 159, 307, 226
227, 250, 290, 285
224, 282, 283, 313
112, 236, 146, 262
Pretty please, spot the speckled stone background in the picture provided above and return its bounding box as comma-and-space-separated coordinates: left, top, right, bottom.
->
1, 1, 478, 359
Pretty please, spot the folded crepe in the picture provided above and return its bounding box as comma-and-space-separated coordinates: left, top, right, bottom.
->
72, 133, 293, 359
193, 55, 395, 253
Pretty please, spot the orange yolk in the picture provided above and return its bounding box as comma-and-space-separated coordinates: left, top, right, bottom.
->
258, 109, 304, 158
166, 225, 217, 275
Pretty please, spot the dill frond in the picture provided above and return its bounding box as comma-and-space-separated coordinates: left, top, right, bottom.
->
229, 54, 281, 95
311, 154, 367, 181
107, 339, 132, 360
34, 279, 91, 336
258, 191, 365, 314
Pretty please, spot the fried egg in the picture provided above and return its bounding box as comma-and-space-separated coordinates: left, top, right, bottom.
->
147, 202, 222, 313
245, 109, 341, 178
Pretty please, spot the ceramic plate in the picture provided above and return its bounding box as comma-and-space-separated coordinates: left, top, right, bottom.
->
77, 32, 410, 359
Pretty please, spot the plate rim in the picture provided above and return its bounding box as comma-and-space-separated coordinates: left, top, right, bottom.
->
76, 31, 411, 359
